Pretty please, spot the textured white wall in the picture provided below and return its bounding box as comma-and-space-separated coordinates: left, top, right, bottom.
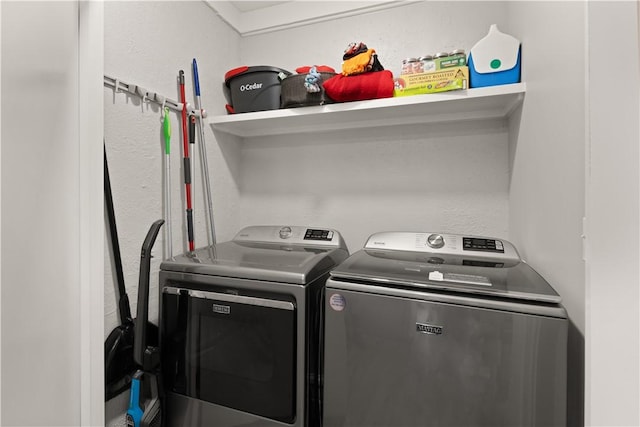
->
104, 2, 241, 423
233, 1, 511, 250
104, 0, 510, 336
506, 1, 586, 334
239, 1, 508, 78
505, 3, 587, 425
104, 1, 600, 424
104, 1, 241, 339
235, 119, 510, 251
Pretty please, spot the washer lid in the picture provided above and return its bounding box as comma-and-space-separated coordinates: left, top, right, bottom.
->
161, 226, 349, 285
330, 232, 561, 304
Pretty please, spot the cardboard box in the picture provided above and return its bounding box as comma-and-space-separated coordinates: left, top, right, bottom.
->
393, 66, 469, 97
400, 53, 467, 76
434, 53, 466, 70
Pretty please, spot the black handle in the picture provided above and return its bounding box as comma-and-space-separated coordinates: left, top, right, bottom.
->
104, 143, 132, 324
189, 114, 196, 144
133, 219, 164, 368
187, 209, 194, 244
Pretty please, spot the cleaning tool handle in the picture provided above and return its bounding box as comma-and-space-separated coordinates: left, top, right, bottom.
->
179, 70, 189, 157
193, 58, 201, 96
163, 107, 171, 154
104, 144, 132, 324
133, 219, 164, 368
187, 209, 194, 245
126, 372, 144, 427
189, 114, 196, 144
183, 158, 191, 184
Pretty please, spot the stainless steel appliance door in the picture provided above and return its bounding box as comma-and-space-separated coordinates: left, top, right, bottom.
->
323, 285, 567, 427
162, 287, 296, 424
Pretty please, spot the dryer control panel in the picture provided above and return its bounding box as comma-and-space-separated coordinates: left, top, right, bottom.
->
364, 232, 520, 262
233, 225, 347, 249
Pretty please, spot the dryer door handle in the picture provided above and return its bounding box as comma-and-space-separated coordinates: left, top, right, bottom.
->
163, 286, 295, 311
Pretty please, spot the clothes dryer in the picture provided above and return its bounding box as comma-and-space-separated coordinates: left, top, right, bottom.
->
323, 232, 567, 427
159, 225, 348, 427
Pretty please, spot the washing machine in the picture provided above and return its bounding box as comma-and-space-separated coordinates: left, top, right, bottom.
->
159, 225, 348, 427
323, 231, 567, 427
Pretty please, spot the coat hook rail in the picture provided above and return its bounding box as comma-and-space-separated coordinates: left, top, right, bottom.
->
104, 74, 206, 118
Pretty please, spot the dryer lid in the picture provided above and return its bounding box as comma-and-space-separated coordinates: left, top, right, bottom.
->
330, 232, 561, 304
161, 226, 349, 285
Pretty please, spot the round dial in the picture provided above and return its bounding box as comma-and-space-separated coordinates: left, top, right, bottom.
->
426, 233, 445, 249
279, 226, 292, 239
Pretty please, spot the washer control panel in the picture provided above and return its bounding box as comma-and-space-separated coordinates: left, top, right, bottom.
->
304, 228, 334, 241
234, 225, 346, 248
365, 232, 519, 261
462, 236, 504, 253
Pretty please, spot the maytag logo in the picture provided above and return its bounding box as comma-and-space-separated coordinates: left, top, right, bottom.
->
240, 82, 263, 91
416, 323, 443, 335
213, 304, 230, 315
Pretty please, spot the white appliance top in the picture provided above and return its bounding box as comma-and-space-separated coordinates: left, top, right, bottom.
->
331, 232, 561, 304
233, 225, 346, 247
364, 231, 520, 261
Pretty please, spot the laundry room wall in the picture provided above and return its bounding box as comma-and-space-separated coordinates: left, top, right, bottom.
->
232, 2, 588, 424
104, 0, 240, 338
104, 1, 241, 423
234, 1, 511, 250
103, 2, 637, 425
504, 2, 587, 425
103, 0, 512, 342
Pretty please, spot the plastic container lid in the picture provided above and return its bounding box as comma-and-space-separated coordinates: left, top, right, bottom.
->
224, 65, 291, 87
469, 24, 520, 73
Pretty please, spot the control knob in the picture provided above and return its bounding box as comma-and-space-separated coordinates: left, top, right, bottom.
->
279, 226, 292, 239
426, 234, 445, 249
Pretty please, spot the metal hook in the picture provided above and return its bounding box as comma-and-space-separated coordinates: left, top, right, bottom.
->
160, 98, 167, 120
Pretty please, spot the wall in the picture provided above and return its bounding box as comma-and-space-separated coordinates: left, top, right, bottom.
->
505, 2, 587, 425
103, 1, 241, 421
104, 1, 509, 335
586, 2, 639, 425
234, 1, 511, 249
2, 1, 83, 425
104, 2, 640, 425
104, 1, 240, 335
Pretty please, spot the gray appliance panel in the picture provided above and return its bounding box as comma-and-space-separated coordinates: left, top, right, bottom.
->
330, 249, 561, 303
161, 241, 347, 285
165, 391, 292, 427
323, 285, 568, 427
160, 270, 324, 427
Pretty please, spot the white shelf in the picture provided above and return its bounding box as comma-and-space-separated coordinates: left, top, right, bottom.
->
209, 83, 526, 138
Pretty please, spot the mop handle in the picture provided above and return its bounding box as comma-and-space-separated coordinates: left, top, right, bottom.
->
193, 58, 216, 246
163, 108, 173, 259
179, 71, 195, 252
